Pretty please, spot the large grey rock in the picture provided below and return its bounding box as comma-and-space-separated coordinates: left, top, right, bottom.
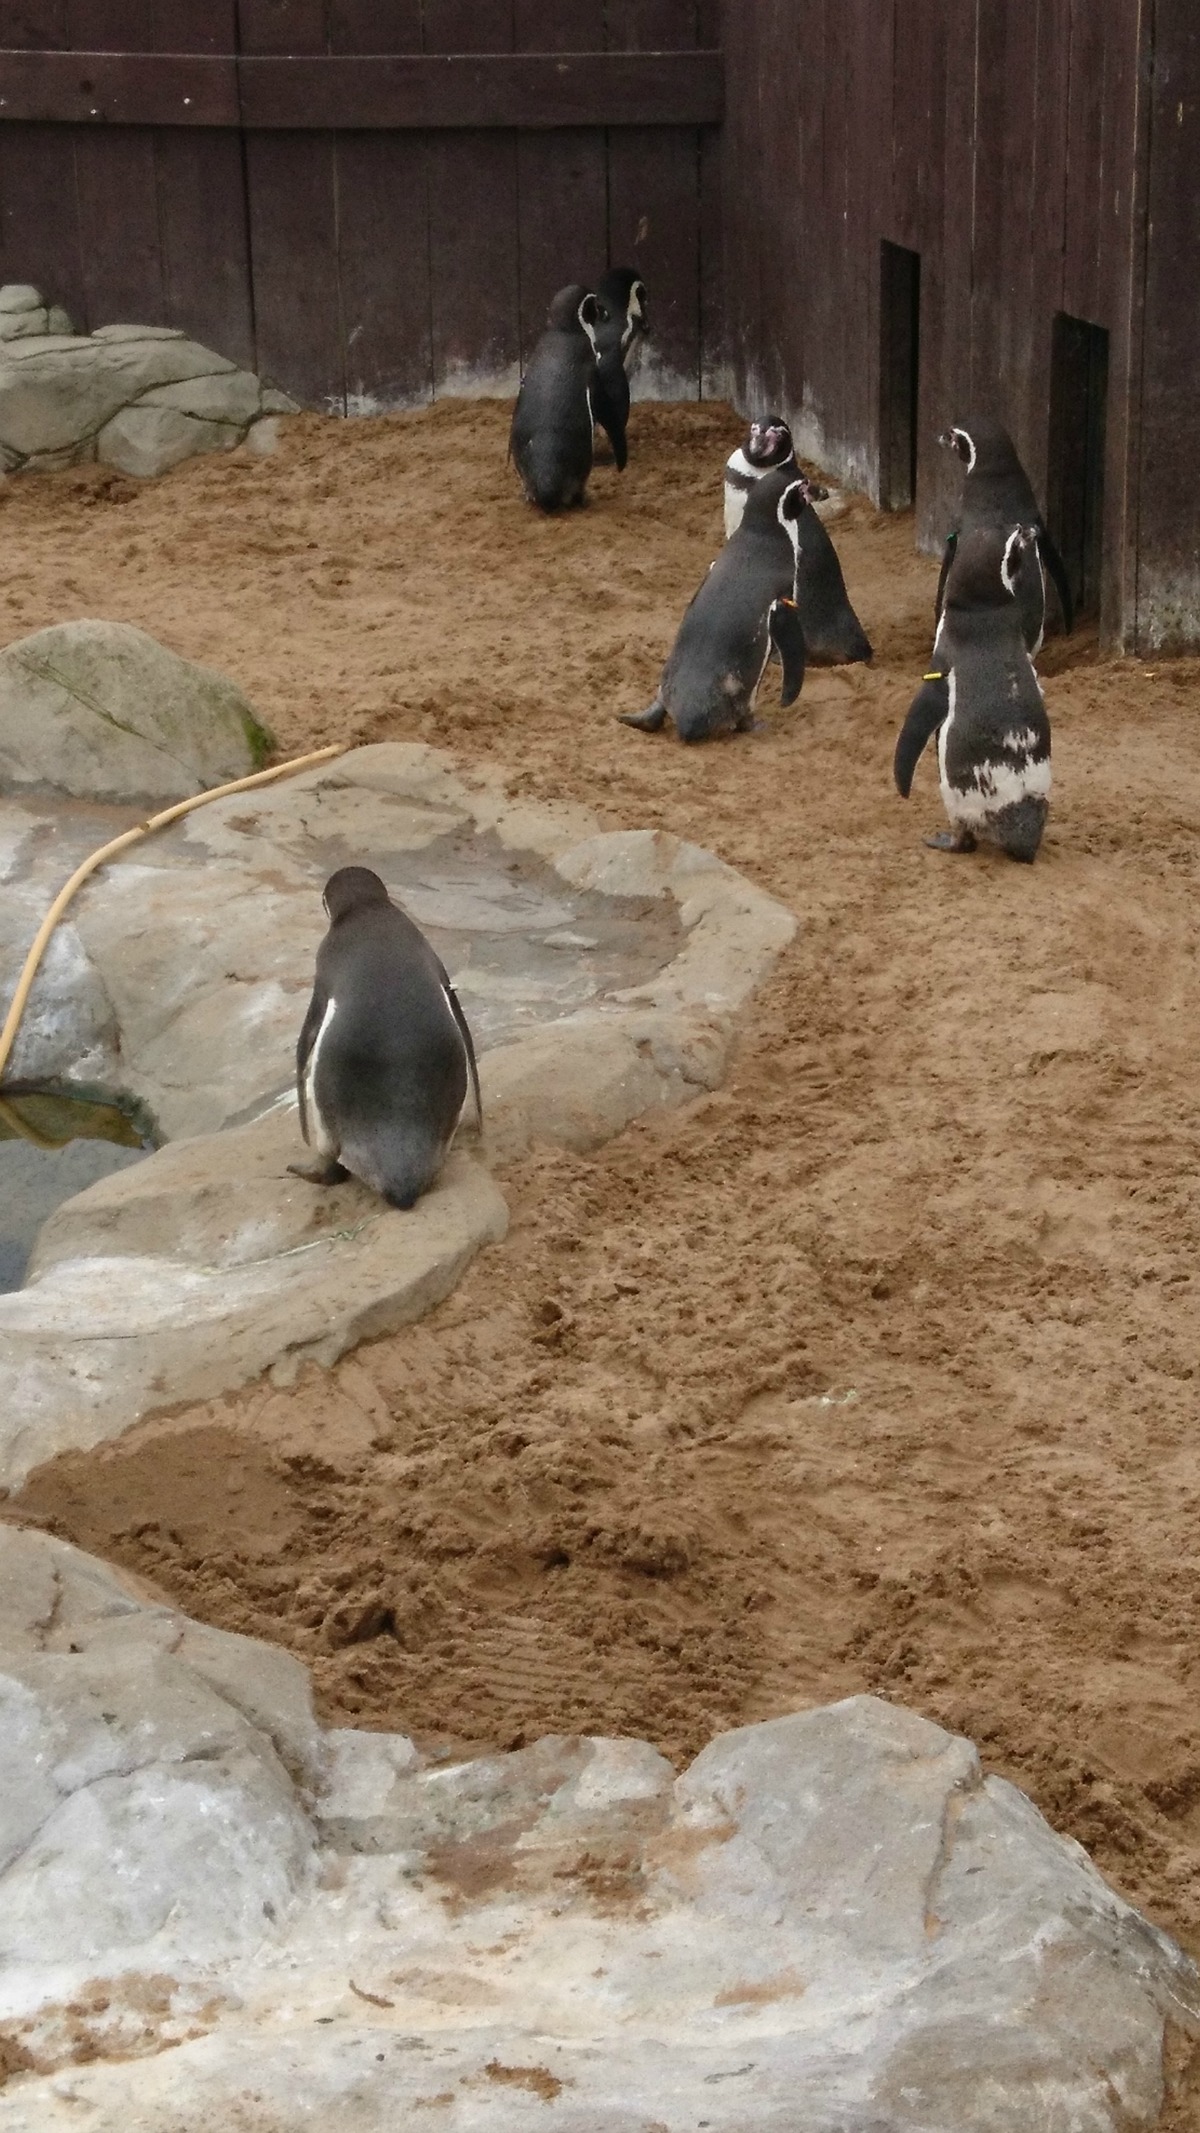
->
0, 619, 273, 802
0, 1124, 508, 1483
0, 1534, 1194, 2132
0, 288, 290, 475
0, 745, 794, 1481
95, 403, 242, 478
0, 1529, 316, 1972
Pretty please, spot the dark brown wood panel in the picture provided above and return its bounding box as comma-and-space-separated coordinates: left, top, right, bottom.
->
240, 0, 340, 406
0, 120, 82, 314
155, 129, 255, 367
0, 51, 239, 123
423, 0, 519, 394
236, 0, 327, 53
1134, 0, 1200, 649
0, 3, 68, 45
73, 127, 167, 325
331, 0, 429, 409
65, 0, 236, 47
234, 51, 722, 128
513, 0, 606, 362
606, 0, 701, 392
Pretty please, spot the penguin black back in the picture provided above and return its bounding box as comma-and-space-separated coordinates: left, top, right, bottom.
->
292, 866, 480, 1210
619, 468, 809, 743
937, 416, 1074, 645
509, 283, 601, 511
590, 267, 648, 473
896, 526, 1052, 863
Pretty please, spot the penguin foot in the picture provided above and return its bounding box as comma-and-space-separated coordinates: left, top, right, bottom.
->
618, 701, 667, 733
288, 1157, 351, 1186
923, 828, 977, 853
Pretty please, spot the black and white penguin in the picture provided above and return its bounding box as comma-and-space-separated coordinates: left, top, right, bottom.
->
290, 867, 482, 1209
722, 417, 829, 537
894, 525, 1052, 862
618, 468, 809, 743
510, 283, 601, 510
936, 417, 1074, 651
782, 480, 872, 664
590, 266, 648, 471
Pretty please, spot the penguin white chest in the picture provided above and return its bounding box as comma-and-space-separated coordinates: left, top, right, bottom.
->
305, 996, 338, 1154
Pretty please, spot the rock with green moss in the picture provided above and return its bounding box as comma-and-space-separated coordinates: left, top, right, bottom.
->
0, 620, 273, 802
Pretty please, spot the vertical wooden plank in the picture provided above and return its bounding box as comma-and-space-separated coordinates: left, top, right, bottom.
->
1098, 0, 1150, 645
423, 0, 520, 394
239, 0, 344, 408
330, 0, 431, 409
695, 0, 723, 396
512, 0, 607, 363
0, 125, 83, 321
606, 0, 701, 397
155, 129, 256, 368
1062, 0, 1108, 328
0, 2, 69, 43
1133, 0, 1200, 649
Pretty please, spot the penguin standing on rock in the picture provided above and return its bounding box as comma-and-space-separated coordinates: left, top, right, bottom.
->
589, 267, 648, 470
894, 525, 1052, 863
510, 284, 601, 510
618, 468, 809, 743
937, 418, 1074, 651
290, 867, 481, 1209
723, 417, 829, 537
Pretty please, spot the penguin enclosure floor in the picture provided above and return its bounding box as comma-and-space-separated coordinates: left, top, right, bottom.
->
5, 402, 1200, 2063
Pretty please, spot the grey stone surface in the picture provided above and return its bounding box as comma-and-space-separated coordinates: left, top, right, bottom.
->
95, 403, 240, 478
0, 618, 273, 803
0, 1124, 508, 1484
0, 744, 793, 1483
0, 287, 289, 476
0, 1533, 1194, 2130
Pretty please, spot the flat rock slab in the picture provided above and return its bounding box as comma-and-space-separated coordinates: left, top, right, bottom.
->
0, 1526, 1195, 2130
0, 743, 794, 1482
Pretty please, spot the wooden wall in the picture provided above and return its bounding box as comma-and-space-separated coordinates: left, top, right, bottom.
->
719, 0, 1199, 651
0, 0, 723, 410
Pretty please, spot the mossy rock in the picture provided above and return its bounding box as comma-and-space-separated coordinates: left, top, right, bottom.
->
0, 619, 274, 802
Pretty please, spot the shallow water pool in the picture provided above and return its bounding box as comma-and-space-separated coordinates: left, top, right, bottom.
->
0, 1088, 153, 1293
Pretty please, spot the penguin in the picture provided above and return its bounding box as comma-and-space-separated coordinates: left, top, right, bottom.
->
589, 267, 648, 472
781, 480, 872, 664
894, 524, 1052, 862
289, 867, 482, 1209
618, 468, 809, 743
510, 284, 601, 510
936, 417, 1074, 652
722, 417, 829, 538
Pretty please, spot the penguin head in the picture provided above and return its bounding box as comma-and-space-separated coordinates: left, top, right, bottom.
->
746, 416, 794, 468
323, 866, 392, 922
596, 266, 649, 349
547, 283, 601, 341
945, 525, 1037, 609
938, 417, 1020, 480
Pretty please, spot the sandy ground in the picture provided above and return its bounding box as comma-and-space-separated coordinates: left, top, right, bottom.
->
5, 403, 1200, 2084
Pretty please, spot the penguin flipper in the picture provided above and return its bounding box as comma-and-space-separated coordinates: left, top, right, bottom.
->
294, 980, 329, 1145
619, 697, 668, 733
1037, 528, 1075, 635
894, 673, 951, 798
934, 530, 957, 624
768, 597, 807, 707
444, 980, 483, 1133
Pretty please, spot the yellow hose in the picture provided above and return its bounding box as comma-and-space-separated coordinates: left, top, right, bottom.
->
0, 744, 346, 1088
